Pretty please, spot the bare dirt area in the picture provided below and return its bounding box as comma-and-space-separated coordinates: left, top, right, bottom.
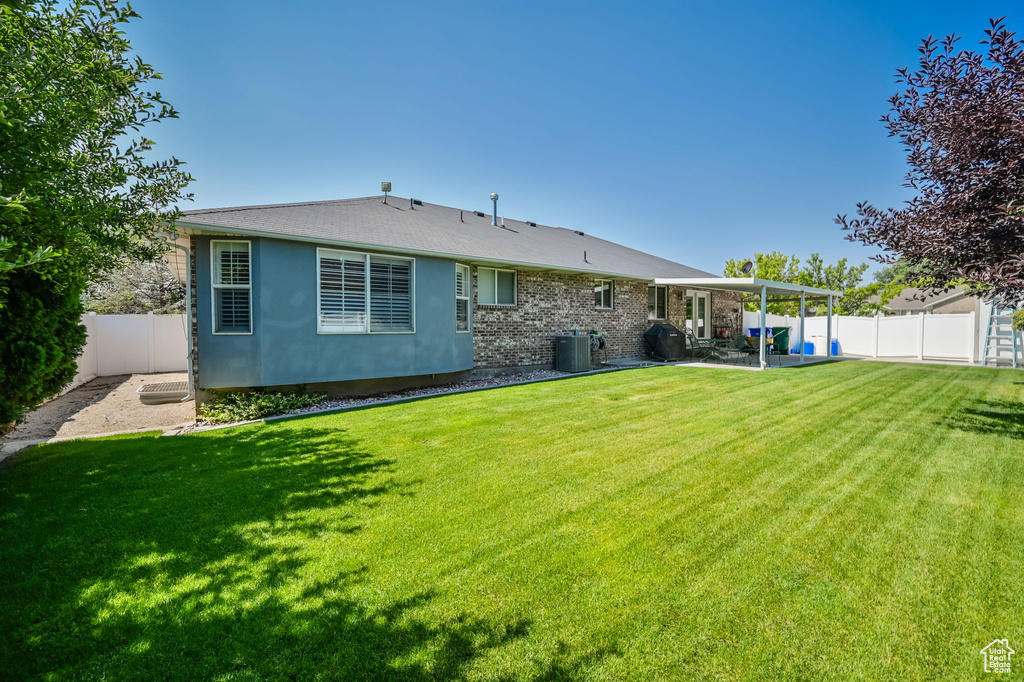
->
5, 373, 195, 441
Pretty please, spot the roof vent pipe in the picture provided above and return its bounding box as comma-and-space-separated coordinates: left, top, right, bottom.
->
490, 193, 498, 226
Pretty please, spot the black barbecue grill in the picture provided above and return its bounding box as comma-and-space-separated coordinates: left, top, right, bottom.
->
643, 323, 686, 362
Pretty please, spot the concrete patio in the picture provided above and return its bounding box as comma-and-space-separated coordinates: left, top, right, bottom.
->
604, 354, 845, 371
605, 354, 986, 371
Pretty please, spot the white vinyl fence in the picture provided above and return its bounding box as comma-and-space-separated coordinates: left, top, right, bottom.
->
70, 313, 188, 390
742, 311, 979, 363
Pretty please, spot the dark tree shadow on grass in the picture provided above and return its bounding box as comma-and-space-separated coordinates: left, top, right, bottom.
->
0, 426, 540, 679
943, 398, 1024, 440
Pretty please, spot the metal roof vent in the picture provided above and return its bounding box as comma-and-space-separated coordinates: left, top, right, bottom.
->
490, 193, 499, 227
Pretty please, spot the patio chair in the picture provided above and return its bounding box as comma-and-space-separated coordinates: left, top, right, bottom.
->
688, 334, 725, 363
744, 335, 781, 366
722, 336, 758, 364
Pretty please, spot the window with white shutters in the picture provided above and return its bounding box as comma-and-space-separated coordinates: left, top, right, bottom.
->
455, 263, 470, 332
317, 248, 414, 333
318, 250, 367, 332
369, 257, 412, 332
211, 240, 252, 334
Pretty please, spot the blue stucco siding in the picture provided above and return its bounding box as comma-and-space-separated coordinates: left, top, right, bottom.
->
195, 237, 262, 388
195, 236, 474, 389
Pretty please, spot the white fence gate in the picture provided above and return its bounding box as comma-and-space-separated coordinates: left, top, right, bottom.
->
71, 313, 188, 390
741, 311, 979, 363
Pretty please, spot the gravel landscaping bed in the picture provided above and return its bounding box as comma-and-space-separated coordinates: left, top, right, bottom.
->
191, 369, 571, 431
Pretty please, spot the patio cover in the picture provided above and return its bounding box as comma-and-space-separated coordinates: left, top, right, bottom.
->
652, 277, 845, 369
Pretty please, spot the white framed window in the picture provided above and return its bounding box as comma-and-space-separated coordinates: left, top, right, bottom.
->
211, 240, 252, 335
648, 285, 667, 320
478, 267, 516, 306
594, 279, 614, 309
317, 248, 414, 333
455, 263, 471, 332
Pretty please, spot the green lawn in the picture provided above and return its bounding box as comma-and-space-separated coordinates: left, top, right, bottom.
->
1, 362, 1022, 680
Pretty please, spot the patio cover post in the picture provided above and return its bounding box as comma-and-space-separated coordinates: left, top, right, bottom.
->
759, 284, 767, 369
826, 295, 834, 358
799, 291, 806, 363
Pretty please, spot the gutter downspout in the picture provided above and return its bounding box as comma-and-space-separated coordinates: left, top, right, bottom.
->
161, 232, 195, 402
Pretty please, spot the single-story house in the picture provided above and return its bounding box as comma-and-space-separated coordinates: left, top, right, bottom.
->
163, 194, 769, 402
882, 286, 982, 316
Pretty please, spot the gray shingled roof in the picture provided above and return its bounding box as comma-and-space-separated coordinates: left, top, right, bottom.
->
175, 196, 715, 280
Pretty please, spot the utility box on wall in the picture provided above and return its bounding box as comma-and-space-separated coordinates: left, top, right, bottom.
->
554, 335, 591, 372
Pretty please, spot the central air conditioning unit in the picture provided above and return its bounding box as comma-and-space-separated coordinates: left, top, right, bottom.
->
554, 334, 592, 372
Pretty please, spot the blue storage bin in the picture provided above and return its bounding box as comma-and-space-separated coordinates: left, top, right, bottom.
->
831, 339, 840, 356
747, 328, 773, 337
791, 342, 814, 355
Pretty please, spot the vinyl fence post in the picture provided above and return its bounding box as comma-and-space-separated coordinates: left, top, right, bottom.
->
873, 314, 880, 358
917, 312, 925, 361
967, 311, 977, 364
148, 310, 156, 373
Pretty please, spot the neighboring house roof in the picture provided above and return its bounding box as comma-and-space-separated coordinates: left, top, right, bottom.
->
882, 287, 967, 312
172, 196, 716, 281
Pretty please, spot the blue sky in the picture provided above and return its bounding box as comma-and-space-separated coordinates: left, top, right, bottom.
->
130, 1, 1018, 276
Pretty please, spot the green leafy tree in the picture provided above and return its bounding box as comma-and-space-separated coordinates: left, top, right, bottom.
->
725, 252, 802, 314
724, 251, 802, 286
872, 259, 913, 285
795, 254, 892, 316
837, 19, 1024, 304
0, 0, 192, 426
724, 252, 898, 315
83, 260, 184, 315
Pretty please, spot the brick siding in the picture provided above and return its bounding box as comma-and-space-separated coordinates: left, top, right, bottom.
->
711, 290, 744, 337
663, 286, 744, 339
471, 269, 649, 368
471, 269, 746, 369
